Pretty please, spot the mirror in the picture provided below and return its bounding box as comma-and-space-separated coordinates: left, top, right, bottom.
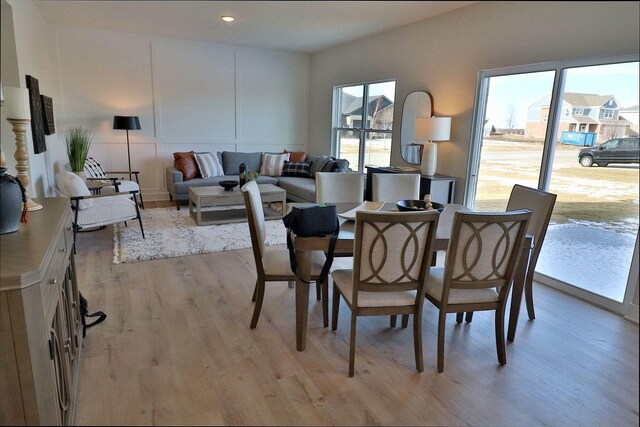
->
400, 91, 433, 164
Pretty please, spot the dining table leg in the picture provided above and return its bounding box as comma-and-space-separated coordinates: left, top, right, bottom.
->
295, 248, 312, 351
507, 236, 533, 342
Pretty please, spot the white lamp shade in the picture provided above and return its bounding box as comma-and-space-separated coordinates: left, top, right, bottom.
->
4, 87, 30, 120
415, 116, 451, 142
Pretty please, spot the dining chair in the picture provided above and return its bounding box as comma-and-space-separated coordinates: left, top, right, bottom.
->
425, 209, 530, 372
458, 184, 557, 325
316, 172, 365, 204
331, 210, 439, 377
242, 180, 330, 328
371, 173, 420, 203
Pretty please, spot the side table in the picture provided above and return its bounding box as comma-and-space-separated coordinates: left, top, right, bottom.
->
365, 166, 456, 203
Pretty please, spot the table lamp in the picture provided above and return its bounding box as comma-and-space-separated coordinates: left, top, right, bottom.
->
113, 115, 141, 181
414, 116, 451, 176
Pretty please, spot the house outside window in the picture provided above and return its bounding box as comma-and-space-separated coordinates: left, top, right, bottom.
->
333, 80, 396, 172
572, 107, 585, 115
602, 108, 615, 119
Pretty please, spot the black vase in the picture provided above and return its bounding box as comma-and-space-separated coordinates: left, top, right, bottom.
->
239, 162, 247, 187
0, 167, 23, 234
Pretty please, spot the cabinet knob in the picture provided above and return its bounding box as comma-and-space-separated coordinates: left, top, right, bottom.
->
64, 338, 71, 352
49, 278, 57, 285
60, 247, 67, 253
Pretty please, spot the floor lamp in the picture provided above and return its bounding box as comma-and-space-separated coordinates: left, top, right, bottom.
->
414, 116, 451, 176
4, 86, 42, 211
113, 115, 141, 181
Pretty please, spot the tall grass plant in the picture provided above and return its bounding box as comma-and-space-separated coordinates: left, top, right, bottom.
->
65, 127, 92, 172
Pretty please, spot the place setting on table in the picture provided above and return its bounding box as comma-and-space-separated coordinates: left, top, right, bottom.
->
283, 194, 534, 354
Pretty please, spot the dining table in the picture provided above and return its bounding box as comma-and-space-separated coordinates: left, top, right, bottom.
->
287, 202, 533, 351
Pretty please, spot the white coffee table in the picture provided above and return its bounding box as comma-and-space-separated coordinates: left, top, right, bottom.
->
188, 184, 286, 225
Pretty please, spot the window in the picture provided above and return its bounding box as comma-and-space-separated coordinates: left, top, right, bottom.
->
572, 107, 585, 115
333, 80, 396, 172
602, 108, 615, 119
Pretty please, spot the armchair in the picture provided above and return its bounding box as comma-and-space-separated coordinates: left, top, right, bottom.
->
84, 157, 144, 208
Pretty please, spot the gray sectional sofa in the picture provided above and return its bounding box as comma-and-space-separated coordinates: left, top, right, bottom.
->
166, 151, 349, 207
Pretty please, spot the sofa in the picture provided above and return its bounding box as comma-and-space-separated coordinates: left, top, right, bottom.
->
166, 151, 350, 208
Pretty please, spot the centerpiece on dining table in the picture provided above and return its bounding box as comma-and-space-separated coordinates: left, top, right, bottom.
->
396, 194, 445, 213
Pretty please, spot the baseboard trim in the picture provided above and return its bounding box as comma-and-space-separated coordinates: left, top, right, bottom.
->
624, 303, 639, 324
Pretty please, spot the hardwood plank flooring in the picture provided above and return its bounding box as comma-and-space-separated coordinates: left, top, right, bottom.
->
74, 222, 639, 426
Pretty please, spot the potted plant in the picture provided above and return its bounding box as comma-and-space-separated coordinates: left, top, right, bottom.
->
240, 169, 259, 187
65, 127, 92, 178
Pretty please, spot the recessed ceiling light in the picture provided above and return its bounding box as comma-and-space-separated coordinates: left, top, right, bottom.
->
221, 16, 235, 23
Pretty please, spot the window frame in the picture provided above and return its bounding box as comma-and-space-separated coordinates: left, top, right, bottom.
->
332, 79, 396, 172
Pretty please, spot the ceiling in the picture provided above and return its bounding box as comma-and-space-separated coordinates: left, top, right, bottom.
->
34, 1, 476, 54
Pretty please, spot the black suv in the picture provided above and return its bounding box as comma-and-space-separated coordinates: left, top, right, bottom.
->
578, 137, 640, 167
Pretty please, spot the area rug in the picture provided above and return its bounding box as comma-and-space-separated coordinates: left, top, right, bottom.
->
113, 206, 287, 264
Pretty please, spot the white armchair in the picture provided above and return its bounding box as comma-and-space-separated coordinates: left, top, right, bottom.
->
84, 157, 144, 208
55, 171, 144, 252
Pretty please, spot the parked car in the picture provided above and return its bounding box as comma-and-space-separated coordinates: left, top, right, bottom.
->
578, 137, 640, 167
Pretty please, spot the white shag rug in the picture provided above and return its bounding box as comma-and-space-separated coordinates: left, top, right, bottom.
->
113, 206, 287, 264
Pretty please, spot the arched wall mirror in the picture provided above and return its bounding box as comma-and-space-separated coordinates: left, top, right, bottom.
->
400, 91, 433, 164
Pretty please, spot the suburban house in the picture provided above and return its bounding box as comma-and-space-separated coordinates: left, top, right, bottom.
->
526, 92, 633, 142
0, 1, 638, 426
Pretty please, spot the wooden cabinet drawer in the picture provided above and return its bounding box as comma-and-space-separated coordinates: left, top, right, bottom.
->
41, 228, 70, 313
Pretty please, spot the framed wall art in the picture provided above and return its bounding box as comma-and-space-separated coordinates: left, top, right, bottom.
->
25, 75, 47, 153
41, 95, 55, 135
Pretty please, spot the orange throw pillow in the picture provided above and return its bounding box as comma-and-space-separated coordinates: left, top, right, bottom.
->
173, 151, 199, 180
284, 149, 307, 163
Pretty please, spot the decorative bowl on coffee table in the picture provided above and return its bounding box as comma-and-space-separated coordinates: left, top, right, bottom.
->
219, 180, 239, 191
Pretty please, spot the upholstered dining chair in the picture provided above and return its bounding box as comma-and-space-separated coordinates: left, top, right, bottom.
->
242, 180, 330, 328
55, 170, 144, 253
331, 210, 439, 377
371, 173, 420, 203
84, 157, 144, 208
425, 209, 530, 372
458, 184, 557, 325
316, 172, 365, 204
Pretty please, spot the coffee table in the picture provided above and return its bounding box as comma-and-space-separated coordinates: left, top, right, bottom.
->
189, 184, 286, 225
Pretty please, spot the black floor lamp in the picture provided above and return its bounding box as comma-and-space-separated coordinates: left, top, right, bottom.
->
113, 115, 141, 181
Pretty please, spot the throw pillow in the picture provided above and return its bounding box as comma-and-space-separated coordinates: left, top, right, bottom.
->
283, 149, 307, 162
333, 158, 350, 172
173, 152, 199, 180
309, 155, 333, 177
55, 170, 93, 210
194, 152, 225, 179
281, 161, 311, 178
84, 157, 108, 179
260, 153, 290, 176
319, 159, 337, 173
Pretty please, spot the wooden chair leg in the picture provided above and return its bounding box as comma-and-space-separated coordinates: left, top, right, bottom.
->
413, 310, 424, 372
465, 312, 474, 323
331, 283, 340, 331
390, 315, 397, 328
316, 281, 322, 301
525, 270, 536, 320
496, 303, 507, 365
176, 201, 181, 210
322, 279, 329, 328
251, 279, 258, 302
401, 314, 409, 328
250, 278, 265, 329
437, 310, 447, 373
348, 313, 357, 377
456, 313, 463, 324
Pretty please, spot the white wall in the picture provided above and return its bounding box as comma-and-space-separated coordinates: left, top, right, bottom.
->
3, 2, 310, 200
2, 0, 63, 198
308, 1, 640, 200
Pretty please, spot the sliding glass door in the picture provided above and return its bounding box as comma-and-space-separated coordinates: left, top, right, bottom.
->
466, 55, 639, 311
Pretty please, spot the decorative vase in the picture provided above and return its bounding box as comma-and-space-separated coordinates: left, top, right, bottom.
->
73, 170, 87, 180
239, 162, 247, 187
0, 167, 24, 234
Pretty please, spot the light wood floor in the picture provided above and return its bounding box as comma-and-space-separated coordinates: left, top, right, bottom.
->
74, 218, 639, 426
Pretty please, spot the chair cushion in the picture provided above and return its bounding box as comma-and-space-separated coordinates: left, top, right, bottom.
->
262, 248, 326, 278
100, 180, 139, 195
194, 152, 225, 178
425, 267, 500, 305
76, 195, 138, 227
276, 177, 316, 202
260, 153, 290, 177
174, 152, 200, 180
283, 150, 307, 162
282, 161, 311, 178
55, 170, 93, 209
332, 269, 418, 308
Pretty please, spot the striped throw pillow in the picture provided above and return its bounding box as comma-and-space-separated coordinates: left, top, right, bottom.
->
84, 157, 108, 179
282, 161, 311, 178
194, 152, 225, 178
260, 153, 290, 176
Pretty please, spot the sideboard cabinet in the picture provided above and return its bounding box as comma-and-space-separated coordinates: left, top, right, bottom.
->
1, 198, 83, 425
365, 166, 457, 203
